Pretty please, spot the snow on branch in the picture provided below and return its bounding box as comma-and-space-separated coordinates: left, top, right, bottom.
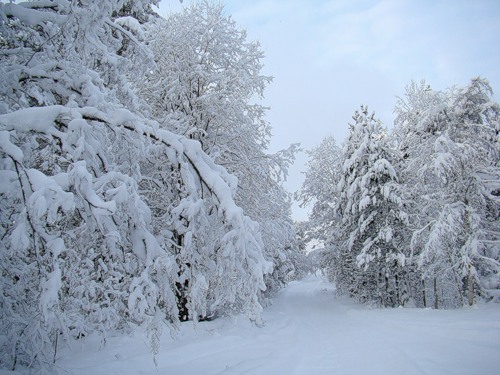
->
0, 101, 270, 286
0, 104, 262, 234
2, 2, 67, 26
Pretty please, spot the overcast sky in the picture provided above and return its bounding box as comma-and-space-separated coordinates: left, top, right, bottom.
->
156, 0, 500, 221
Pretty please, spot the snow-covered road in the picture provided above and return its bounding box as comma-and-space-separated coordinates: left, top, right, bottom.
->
61, 276, 500, 374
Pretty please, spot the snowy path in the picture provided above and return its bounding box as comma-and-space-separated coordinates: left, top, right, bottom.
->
61, 276, 500, 374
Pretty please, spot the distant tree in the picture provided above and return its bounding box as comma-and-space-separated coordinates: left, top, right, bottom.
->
296, 135, 343, 246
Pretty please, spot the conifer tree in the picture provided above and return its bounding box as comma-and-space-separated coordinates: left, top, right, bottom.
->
334, 106, 409, 306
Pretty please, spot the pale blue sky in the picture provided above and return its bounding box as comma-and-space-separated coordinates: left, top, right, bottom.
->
156, 0, 500, 220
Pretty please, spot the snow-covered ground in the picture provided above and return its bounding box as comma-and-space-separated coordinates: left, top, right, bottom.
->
59, 275, 500, 374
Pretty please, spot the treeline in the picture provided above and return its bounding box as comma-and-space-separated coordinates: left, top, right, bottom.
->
299, 79, 500, 309
0, 1, 306, 371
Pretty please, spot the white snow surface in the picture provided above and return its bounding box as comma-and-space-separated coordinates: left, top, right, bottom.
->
58, 275, 499, 375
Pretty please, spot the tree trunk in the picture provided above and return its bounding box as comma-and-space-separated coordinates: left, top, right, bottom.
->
385, 275, 389, 307
53, 330, 59, 364
378, 271, 384, 306
433, 277, 438, 309
395, 274, 400, 306
467, 265, 474, 306
422, 279, 427, 308
174, 231, 190, 321
176, 279, 190, 321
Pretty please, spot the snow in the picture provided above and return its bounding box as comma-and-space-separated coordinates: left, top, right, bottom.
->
39, 266, 62, 320
115, 16, 145, 39
3, 3, 66, 26
0, 105, 65, 132
70, 161, 116, 215
0, 131, 23, 162
58, 276, 500, 375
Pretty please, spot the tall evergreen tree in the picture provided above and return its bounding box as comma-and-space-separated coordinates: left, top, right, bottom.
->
334, 106, 409, 306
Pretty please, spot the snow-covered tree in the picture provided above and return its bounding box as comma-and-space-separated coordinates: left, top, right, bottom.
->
295, 135, 343, 278
296, 79, 498, 309
395, 78, 500, 307
334, 106, 409, 306
139, 1, 301, 302
140, 0, 271, 151
296, 135, 343, 247
0, 1, 272, 371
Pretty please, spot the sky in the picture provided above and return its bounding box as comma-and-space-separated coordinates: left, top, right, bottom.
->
155, 0, 500, 221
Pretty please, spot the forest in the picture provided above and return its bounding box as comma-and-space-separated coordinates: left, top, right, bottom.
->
0, 0, 498, 373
